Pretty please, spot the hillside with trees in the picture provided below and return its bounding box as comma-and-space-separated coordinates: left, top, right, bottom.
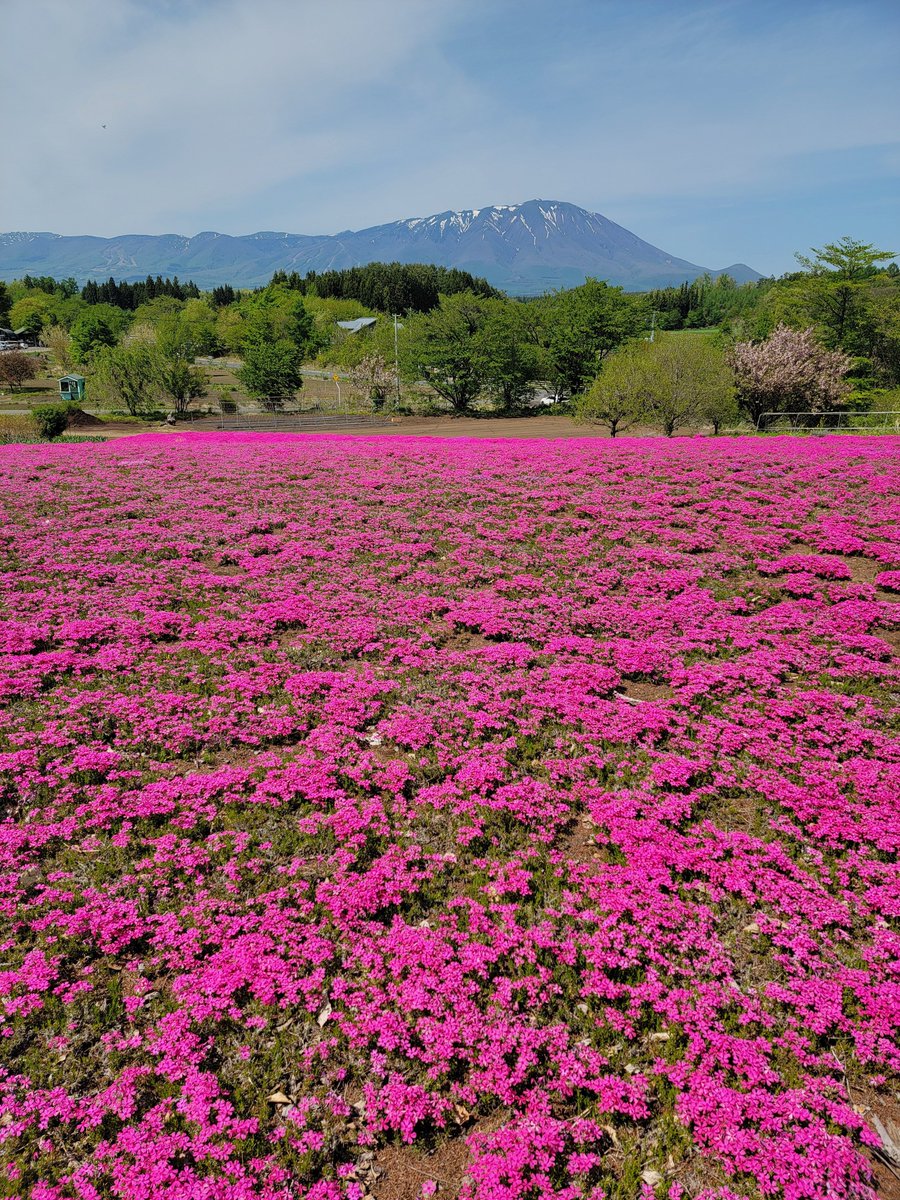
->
1, 237, 897, 437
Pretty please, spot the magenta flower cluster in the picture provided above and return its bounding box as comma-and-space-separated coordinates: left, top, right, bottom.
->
0, 432, 897, 1200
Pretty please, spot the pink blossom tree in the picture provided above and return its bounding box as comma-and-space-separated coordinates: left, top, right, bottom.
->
349, 353, 397, 410
728, 323, 852, 426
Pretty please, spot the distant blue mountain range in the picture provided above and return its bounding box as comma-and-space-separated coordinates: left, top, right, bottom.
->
0, 200, 760, 294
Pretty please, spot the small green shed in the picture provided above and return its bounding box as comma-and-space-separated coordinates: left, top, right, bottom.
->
58, 374, 86, 403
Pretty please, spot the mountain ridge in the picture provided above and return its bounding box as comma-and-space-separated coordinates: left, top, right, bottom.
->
0, 201, 760, 294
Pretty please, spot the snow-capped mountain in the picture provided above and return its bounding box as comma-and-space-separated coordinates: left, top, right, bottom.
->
0, 201, 759, 293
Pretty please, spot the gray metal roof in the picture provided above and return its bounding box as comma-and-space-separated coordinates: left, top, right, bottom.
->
336, 317, 377, 333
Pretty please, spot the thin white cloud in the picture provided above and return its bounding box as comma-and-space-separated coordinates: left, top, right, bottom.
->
2, 0, 479, 233
2, 0, 898, 276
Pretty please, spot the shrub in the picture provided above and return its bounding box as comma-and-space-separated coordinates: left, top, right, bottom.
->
32, 403, 72, 441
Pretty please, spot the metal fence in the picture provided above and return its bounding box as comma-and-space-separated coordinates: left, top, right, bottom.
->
216, 410, 396, 433
756, 410, 900, 434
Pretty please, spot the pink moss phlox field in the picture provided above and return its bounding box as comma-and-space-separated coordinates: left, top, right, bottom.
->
0, 432, 898, 1200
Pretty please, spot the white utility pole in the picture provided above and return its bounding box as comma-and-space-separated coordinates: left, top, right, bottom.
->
393, 314, 401, 406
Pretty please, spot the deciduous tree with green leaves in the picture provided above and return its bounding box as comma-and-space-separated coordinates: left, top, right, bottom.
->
641, 334, 733, 436
574, 340, 650, 436
477, 299, 540, 411
537, 279, 645, 399
581, 333, 732, 437
70, 309, 120, 364
93, 340, 158, 415
152, 313, 209, 416
400, 292, 490, 414
795, 237, 895, 281
768, 237, 897, 360
236, 339, 303, 411
42, 326, 75, 373
237, 285, 317, 357
9, 294, 54, 338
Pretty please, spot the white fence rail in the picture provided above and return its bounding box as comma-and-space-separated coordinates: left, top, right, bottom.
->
756, 410, 900, 433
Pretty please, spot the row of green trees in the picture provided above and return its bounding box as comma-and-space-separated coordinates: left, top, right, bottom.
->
0, 262, 496, 347
77, 290, 320, 415
90, 313, 209, 416
575, 323, 855, 436
646, 274, 773, 331
1, 235, 896, 422
337, 247, 893, 426
389, 281, 643, 411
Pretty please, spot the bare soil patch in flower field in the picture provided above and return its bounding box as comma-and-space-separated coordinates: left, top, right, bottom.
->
0, 432, 898, 1200
373, 1135, 471, 1199
54, 412, 694, 440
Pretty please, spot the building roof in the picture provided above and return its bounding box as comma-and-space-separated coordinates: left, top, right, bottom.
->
336, 317, 377, 333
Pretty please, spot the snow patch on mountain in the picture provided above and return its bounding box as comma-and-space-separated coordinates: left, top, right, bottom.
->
0, 201, 761, 294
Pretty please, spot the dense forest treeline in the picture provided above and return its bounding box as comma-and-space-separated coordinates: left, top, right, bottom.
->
16, 274, 203, 310
5, 262, 497, 328
270, 262, 500, 313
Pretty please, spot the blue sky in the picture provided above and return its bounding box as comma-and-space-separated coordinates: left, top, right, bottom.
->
3, 0, 898, 276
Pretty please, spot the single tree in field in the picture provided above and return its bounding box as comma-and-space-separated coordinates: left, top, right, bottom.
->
232, 287, 314, 410
153, 313, 208, 416
728, 324, 852, 426
0, 350, 36, 393
93, 341, 158, 415
400, 292, 490, 414
349, 354, 396, 410
574, 341, 651, 436
0, 350, 37, 393
698, 384, 740, 435
477, 299, 540, 411
537, 279, 645, 400
236, 339, 303, 411
156, 357, 208, 416
644, 335, 733, 436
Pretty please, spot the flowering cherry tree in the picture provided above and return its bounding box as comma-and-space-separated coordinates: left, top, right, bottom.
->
348, 354, 397, 410
728, 323, 852, 425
